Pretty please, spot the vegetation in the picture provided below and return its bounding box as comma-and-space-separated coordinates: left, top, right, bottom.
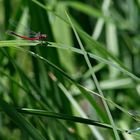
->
0, 0, 140, 139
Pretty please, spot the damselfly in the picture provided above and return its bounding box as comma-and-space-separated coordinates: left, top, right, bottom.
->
7, 30, 48, 41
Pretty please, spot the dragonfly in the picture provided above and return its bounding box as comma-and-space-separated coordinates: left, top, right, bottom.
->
7, 30, 48, 41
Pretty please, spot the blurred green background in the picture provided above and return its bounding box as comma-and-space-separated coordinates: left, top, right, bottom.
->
0, 0, 140, 139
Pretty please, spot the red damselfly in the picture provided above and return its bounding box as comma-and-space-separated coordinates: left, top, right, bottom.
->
7, 30, 48, 41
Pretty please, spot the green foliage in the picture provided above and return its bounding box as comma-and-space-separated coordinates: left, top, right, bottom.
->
0, 0, 140, 139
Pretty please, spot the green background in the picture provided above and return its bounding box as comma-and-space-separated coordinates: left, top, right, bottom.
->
0, 0, 140, 139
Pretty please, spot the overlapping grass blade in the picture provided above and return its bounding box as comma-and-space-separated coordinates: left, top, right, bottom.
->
31, 0, 140, 83
0, 45, 139, 122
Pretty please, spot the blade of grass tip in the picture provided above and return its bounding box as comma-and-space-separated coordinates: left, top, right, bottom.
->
0, 98, 46, 140
65, 12, 121, 140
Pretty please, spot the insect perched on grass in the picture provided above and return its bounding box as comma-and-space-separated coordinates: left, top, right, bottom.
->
7, 30, 48, 41
6, 30, 49, 46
